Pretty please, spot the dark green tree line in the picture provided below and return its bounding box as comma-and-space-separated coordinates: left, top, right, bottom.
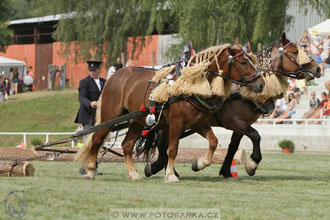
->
0, 0, 13, 52
5, 0, 329, 61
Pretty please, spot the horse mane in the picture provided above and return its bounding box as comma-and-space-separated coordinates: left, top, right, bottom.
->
239, 45, 288, 103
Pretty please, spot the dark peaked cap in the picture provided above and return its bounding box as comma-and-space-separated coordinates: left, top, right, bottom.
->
87, 60, 102, 71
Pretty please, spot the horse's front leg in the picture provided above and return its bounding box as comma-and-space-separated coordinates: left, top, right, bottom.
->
122, 123, 143, 180
244, 126, 262, 176
219, 131, 243, 178
164, 123, 183, 183
192, 124, 218, 171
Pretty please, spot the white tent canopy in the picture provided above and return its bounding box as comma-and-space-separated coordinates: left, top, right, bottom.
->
0, 56, 26, 78
309, 19, 330, 36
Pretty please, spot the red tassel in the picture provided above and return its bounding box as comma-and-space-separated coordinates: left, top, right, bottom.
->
142, 130, 149, 137
150, 106, 156, 114
139, 105, 146, 111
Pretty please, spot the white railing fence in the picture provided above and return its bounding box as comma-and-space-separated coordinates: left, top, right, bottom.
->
0, 132, 75, 148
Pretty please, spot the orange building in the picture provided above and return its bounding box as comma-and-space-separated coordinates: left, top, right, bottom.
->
0, 14, 171, 90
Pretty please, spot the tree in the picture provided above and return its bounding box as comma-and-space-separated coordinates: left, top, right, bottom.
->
48, 0, 329, 63
0, 0, 13, 52
51, 0, 173, 64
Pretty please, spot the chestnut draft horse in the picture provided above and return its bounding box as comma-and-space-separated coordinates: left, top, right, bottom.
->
75, 44, 265, 182
144, 33, 321, 179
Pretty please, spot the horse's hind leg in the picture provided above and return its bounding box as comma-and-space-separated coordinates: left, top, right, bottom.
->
219, 131, 243, 178
84, 128, 111, 180
244, 126, 262, 176
192, 125, 218, 172
145, 130, 169, 177
122, 122, 143, 180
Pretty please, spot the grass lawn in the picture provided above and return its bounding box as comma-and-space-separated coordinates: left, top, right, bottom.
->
0, 89, 79, 147
1, 153, 330, 220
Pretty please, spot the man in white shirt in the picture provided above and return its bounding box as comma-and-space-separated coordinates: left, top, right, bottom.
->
269, 98, 287, 119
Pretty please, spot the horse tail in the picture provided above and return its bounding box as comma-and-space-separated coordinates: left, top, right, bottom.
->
75, 96, 103, 167
74, 133, 93, 167
136, 130, 159, 162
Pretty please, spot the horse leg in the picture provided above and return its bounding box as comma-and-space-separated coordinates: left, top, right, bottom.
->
244, 126, 262, 176
145, 130, 169, 177
219, 132, 243, 178
83, 128, 111, 180
192, 125, 218, 171
164, 123, 183, 183
122, 123, 143, 180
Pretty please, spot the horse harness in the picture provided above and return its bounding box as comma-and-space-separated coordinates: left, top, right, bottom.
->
225, 93, 275, 116
206, 47, 261, 89
257, 41, 311, 79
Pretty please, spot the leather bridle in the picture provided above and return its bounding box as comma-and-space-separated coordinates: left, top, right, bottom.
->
207, 46, 261, 89
257, 41, 312, 79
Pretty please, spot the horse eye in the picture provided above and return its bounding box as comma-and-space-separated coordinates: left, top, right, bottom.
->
240, 62, 247, 65
293, 51, 298, 54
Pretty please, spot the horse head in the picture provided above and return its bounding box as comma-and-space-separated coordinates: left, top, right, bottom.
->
217, 45, 265, 93
271, 32, 321, 81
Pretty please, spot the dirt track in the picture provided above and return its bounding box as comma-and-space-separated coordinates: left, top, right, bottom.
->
0, 147, 246, 164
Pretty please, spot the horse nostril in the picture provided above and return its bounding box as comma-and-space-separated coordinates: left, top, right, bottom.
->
259, 83, 264, 91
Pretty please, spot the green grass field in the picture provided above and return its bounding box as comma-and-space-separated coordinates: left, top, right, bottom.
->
1, 153, 330, 220
0, 90, 79, 147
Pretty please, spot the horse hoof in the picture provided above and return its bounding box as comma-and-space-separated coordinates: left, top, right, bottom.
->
191, 158, 199, 172
84, 175, 95, 180
245, 160, 258, 176
128, 172, 142, 181
144, 164, 152, 177
164, 174, 180, 183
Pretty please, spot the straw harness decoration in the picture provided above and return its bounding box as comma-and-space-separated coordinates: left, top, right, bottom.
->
239, 44, 289, 104
151, 44, 261, 103
257, 40, 312, 79
204, 45, 261, 89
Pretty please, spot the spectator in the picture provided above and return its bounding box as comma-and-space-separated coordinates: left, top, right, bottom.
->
269, 98, 286, 119
48, 64, 60, 90
325, 80, 330, 94
323, 35, 330, 50
297, 31, 310, 54
307, 92, 328, 124
299, 91, 320, 123
10, 67, 19, 95
296, 79, 306, 95
276, 93, 296, 123
107, 66, 116, 80
287, 78, 300, 104
27, 66, 34, 78
315, 46, 329, 75
114, 57, 123, 71
310, 32, 323, 58
0, 73, 5, 102
125, 57, 134, 67
25, 66, 34, 91
59, 65, 65, 89
321, 93, 330, 118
